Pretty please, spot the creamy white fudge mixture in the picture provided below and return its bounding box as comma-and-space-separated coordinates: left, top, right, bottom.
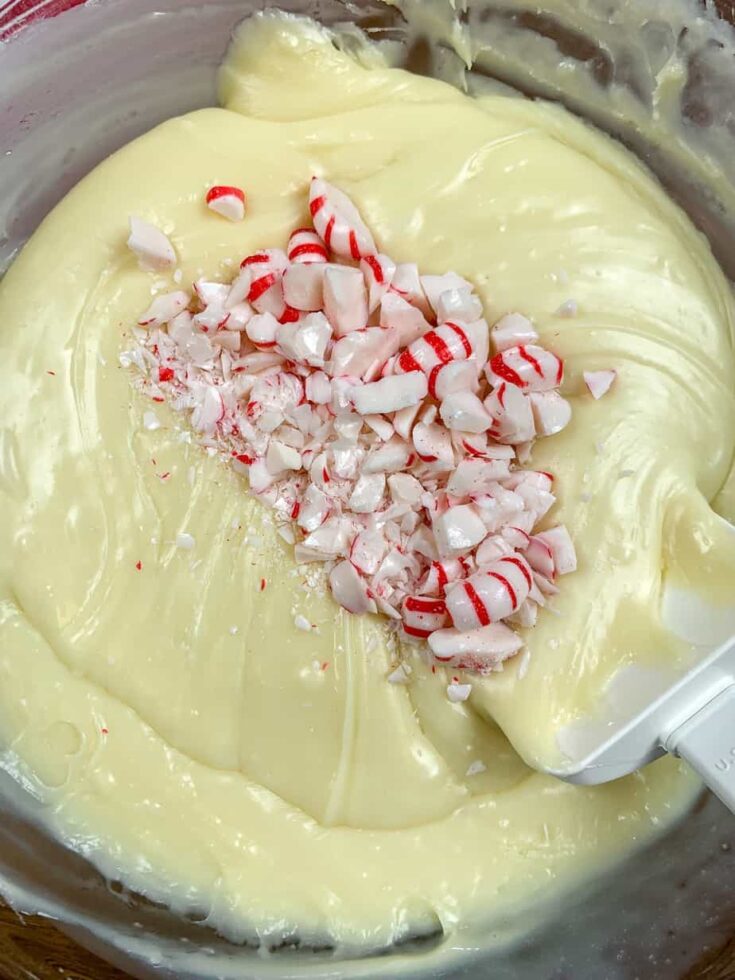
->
0, 11, 733, 952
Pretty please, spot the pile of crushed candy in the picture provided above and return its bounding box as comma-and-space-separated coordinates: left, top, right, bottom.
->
124, 179, 616, 676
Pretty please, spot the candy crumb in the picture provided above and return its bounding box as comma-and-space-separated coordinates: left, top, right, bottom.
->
516, 648, 531, 680
387, 663, 412, 685
294, 614, 312, 631
176, 532, 196, 550
447, 682, 472, 703
135, 561, 142, 571
466, 759, 486, 777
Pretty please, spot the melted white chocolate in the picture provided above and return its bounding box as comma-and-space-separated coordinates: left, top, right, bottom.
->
0, 11, 732, 952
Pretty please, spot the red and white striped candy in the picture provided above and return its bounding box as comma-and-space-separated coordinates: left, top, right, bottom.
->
309, 177, 376, 260
287, 228, 329, 264
205, 185, 246, 222
401, 595, 450, 639
535, 525, 577, 575
428, 622, 523, 669
491, 313, 538, 353
484, 382, 535, 445
361, 254, 396, 312
240, 249, 289, 318
486, 344, 563, 392
524, 534, 555, 578
396, 321, 475, 394
246, 312, 279, 350
445, 553, 533, 629
419, 557, 473, 596
475, 535, 514, 567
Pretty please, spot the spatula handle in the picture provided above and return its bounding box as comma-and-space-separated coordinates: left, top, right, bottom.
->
666, 685, 735, 813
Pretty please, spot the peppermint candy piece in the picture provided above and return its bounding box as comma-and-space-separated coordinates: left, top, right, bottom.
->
309, 177, 376, 260
205, 185, 246, 221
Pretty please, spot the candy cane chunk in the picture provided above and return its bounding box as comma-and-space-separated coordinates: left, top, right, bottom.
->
191, 386, 225, 435
137, 291, 189, 327
401, 596, 450, 639
127, 216, 176, 271
363, 436, 412, 474
446, 554, 533, 629
266, 440, 301, 475
436, 287, 483, 325
246, 312, 279, 350
486, 345, 563, 392
297, 484, 330, 532
276, 313, 332, 368
433, 505, 486, 558
282, 264, 327, 312
484, 382, 535, 445
429, 622, 523, 669
447, 459, 510, 497
396, 322, 475, 390
348, 473, 386, 513
433, 359, 479, 401
420, 557, 472, 596
388, 472, 423, 506
584, 369, 616, 399
305, 370, 332, 404
491, 313, 538, 353
421, 273, 472, 316
536, 525, 577, 575
439, 391, 492, 433
380, 292, 432, 348
287, 228, 328, 264
205, 185, 246, 222
323, 266, 368, 337
350, 529, 386, 575
329, 560, 377, 615
475, 535, 514, 567
412, 422, 454, 469
329, 327, 400, 381
361, 254, 396, 312
353, 372, 427, 415
309, 177, 376, 259
391, 263, 432, 319
524, 535, 555, 578
447, 682, 472, 703
529, 390, 572, 436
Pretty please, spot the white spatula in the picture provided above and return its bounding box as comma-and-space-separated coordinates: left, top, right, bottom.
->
547, 635, 735, 812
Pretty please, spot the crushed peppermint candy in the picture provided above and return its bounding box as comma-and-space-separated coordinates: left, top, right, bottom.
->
123, 178, 606, 674
466, 759, 487, 777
